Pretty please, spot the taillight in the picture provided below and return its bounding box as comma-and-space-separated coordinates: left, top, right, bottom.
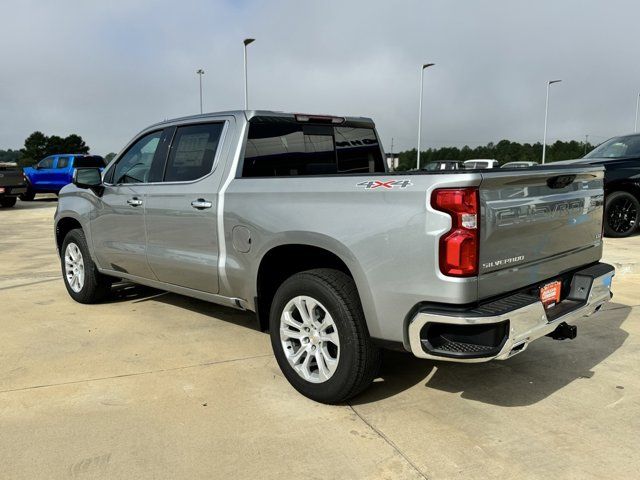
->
431, 188, 479, 277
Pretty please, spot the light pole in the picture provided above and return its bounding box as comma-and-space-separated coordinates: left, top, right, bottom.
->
584, 134, 589, 155
542, 79, 562, 164
196, 69, 205, 114
417, 63, 435, 170
635, 92, 640, 132
243, 38, 255, 110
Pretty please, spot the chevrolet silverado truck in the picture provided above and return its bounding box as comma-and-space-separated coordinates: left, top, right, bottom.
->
0, 162, 27, 207
54, 111, 615, 403
22, 154, 105, 200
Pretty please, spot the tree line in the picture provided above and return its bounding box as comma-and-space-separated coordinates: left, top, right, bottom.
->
15, 131, 90, 167
394, 139, 594, 170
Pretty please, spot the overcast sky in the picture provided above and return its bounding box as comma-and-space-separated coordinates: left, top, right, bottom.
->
1, 0, 639, 155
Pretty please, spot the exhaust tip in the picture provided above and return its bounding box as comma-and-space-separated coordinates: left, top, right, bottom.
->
509, 342, 527, 356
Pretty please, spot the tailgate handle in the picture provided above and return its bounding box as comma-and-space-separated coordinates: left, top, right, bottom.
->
547, 174, 576, 189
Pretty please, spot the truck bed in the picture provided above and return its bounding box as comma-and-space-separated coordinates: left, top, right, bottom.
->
226, 162, 605, 343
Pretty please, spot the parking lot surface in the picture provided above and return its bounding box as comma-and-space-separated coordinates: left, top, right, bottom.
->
1, 198, 639, 479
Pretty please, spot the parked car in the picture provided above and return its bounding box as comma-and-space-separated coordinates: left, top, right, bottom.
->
554, 133, 640, 237
501, 161, 538, 168
54, 111, 614, 403
22, 154, 105, 200
0, 162, 27, 208
422, 160, 463, 171
464, 159, 499, 169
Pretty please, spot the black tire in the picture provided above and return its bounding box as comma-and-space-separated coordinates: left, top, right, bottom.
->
19, 190, 35, 201
604, 191, 640, 238
61, 228, 113, 303
0, 197, 17, 208
269, 268, 381, 404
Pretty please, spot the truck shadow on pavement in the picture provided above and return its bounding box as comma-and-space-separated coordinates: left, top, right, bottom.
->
106, 284, 631, 408
120, 284, 264, 331
12, 197, 58, 210
353, 303, 631, 407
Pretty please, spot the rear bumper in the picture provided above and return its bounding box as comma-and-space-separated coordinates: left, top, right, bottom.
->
0, 185, 27, 197
407, 262, 615, 362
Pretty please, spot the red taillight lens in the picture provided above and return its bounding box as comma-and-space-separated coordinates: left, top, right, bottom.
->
432, 188, 479, 277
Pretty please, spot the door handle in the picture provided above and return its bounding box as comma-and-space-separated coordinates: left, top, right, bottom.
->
191, 199, 213, 210
127, 197, 143, 207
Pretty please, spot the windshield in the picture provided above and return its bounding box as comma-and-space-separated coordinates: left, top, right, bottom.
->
584, 135, 640, 159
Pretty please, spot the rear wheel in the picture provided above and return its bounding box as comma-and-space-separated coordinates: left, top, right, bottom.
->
0, 197, 17, 208
604, 191, 640, 238
269, 268, 381, 404
19, 190, 35, 201
61, 228, 113, 303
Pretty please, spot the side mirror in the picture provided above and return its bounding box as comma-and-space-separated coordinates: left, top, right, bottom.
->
73, 168, 103, 195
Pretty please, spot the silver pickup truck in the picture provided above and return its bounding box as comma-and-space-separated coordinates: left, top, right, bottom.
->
54, 110, 615, 403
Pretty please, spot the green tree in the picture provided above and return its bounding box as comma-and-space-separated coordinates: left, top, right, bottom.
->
19, 131, 48, 166
395, 139, 594, 170
46, 135, 66, 155
18, 131, 91, 167
104, 152, 116, 163
0, 149, 21, 163
62, 134, 89, 154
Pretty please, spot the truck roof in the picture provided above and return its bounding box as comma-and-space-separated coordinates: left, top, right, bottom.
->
147, 110, 375, 129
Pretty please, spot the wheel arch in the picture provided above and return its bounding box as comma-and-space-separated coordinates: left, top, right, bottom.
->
605, 180, 640, 200
55, 216, 84, 256
254, 239, 375, 334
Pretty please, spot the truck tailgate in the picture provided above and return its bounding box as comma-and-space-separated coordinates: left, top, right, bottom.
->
0, 167, 25, 187
478, 166, 604, 300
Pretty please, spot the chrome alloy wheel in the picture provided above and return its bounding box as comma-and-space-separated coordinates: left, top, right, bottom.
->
280, 295, 340, 383
64, 242, 85, 293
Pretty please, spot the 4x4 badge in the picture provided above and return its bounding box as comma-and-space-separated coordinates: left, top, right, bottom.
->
357, 180, 412, 190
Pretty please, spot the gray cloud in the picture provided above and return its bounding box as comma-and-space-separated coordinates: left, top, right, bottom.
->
1, 0, 638, 155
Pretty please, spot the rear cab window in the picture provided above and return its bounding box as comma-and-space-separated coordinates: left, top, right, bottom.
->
241, 116, 385, 177
56, 157, 70, 169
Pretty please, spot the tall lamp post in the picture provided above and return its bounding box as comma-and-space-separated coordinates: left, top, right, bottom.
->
542, 79, 562, 164
634, 92, 640, 132
417, 63, 435, 170
243, 38, 255, 110
196, 69, 205, 114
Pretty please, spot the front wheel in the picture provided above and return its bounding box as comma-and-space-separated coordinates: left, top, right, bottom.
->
604, 191, 640, 238
269, 268, 381, 404
0, 197, 17, 208
61, 228, 113, 303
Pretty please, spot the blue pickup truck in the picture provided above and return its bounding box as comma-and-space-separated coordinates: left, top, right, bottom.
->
22, 154, 105, 200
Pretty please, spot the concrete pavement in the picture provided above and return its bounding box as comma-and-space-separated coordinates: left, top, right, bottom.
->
1, 198, 638, 479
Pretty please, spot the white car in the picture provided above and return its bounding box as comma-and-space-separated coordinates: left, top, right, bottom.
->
464, 159, 499, 169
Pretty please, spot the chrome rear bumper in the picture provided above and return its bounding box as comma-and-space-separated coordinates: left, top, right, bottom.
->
408, 263, 615, 362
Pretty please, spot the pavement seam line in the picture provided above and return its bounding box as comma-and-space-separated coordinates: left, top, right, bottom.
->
349, 405, 429, 480
0, 353, 273, 394
0, 277, 60, 291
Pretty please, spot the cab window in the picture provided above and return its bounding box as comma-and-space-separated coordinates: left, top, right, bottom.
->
38, 156, 54, 169
110, 131, 163, 184
163, 123, 224, 182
